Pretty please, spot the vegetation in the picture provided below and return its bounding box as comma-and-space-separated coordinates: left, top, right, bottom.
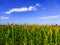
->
0, 24, 60, 45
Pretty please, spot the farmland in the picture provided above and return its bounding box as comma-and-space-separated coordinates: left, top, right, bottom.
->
0, 24, 60, 45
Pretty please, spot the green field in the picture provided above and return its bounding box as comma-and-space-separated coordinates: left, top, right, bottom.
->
0, 24, 60, 45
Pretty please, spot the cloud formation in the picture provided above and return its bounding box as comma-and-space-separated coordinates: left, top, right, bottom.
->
0, 16, 9, 20
38, 15, 60, 19
5, 3, 40, 14
29, 15, 60, 20
36, 3, 41, 7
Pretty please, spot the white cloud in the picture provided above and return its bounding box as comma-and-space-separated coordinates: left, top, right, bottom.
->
29, 15, 60, 20
38, 15, 60, 19
0, 16, 9, 20
5, 3, 40, 14
36, 3, 41, 7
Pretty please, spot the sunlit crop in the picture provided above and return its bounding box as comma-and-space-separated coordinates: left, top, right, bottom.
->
0, 24, 60, 45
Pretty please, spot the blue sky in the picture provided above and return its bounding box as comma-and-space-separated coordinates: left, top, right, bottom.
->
0, 0, 60, 24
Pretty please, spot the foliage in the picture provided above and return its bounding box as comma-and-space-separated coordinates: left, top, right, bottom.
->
0, 24, 60, 45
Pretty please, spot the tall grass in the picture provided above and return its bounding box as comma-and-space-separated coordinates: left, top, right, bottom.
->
0, 24, 60, 45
